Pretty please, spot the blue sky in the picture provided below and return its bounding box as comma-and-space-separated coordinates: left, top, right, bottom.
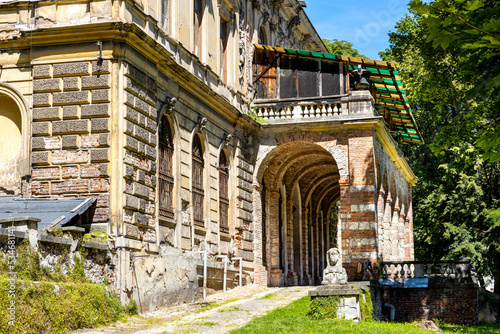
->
303, 0, 411, 59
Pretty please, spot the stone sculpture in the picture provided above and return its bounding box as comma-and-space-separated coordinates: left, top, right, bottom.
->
322, 248, 348, 285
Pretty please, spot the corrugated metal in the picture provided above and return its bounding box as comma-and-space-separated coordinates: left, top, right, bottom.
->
0, 197, 96, 231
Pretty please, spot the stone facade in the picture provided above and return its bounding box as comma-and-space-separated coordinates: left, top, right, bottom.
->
0, 0, 417, 311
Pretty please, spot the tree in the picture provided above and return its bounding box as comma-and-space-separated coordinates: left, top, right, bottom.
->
322, 39, 367, 58
385, 10, 500, 292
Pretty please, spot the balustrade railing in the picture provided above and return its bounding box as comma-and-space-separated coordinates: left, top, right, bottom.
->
381, 259, 472, 280
254, 101, 347, 121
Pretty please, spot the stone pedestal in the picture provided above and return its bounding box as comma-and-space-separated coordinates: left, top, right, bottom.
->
309, 284, 361, 321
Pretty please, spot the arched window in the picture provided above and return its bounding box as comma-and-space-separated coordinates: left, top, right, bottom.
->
220, 19, 228, 82
159, 116, 174, 218
219, 151, 229, 232
192, 135, 204, 226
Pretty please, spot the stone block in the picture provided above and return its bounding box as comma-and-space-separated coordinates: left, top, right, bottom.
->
123, 223, 140, 239
33, 93, 51, 107
82, 75, 109, 89
31, 151, 50, 165
33, 78, 61, 93
62, 135, 79, 149
134, 212, 150, 227
81, 104, 109, 118
125, 194, 139, 210
31, 137, 60, 150
134, 183, 149, 199
63, 77, 80, 91
53, 91, 90, 105
125, 135, 138, 152
33, 107, 60, 121
33, 65, 51, 78
99, 133, 109, 147
63, 105, 79, 119
32, 122, 51, 136
91, 118, 109, 132
145, 145, 156, 159
125, 106, 139, 123
135, 98, 150, 114
134, 125, 150, 143
52, 120, 89, 134
91, 89, 110, 103
90, 148, 109, 162
92, 60, 110, 74
53, 62, 90, 77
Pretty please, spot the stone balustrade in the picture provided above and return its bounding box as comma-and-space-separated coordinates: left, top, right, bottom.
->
253, 91, 377, 123
381, 259, 472, 280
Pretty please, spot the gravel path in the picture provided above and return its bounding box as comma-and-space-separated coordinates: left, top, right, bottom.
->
74, 285, 311, 334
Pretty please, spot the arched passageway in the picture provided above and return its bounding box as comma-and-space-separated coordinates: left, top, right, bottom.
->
256, 141, 342, 287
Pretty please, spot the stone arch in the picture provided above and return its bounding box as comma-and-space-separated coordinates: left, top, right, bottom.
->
0, 83, 30, 195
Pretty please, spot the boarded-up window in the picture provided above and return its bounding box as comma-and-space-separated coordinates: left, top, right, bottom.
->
194, 0, 203, 57
159, 116, 174, 218
219, 151, 229, 232
192, 135, 204, 226
321, 61, 341, 96
280, 56, 298, 99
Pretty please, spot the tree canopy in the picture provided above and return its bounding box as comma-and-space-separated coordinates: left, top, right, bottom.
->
383, 0, 500, 292
322, 39, 367, 58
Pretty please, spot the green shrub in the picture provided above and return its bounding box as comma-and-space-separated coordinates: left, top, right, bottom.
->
126, 298, 139, 315
359, 288, 373, 321
70, 253, 86, 283
0, 276, 125, 334
309, 295, 342, 319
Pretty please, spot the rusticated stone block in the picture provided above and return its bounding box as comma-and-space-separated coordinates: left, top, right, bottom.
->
81, 104, 109, 118
62, 135, 79, 149
125, 106, 139, 123
90, 148, 109, 162
82, 75, 109, 89
33, 65, 51, 78
53, 62, 89, 77
98, 133, 109, 146
63, 105, 79, 119
133, 182, 149, 199
33, 107, 60, 121
34, 78, 61, 93
92, 60, 110, 74
134, 212, 150, 227
31, 151, 50, 165
63, 77, 79, 91
91, 89, 109, 103
53, 91, 90, 105
125, 135, 138, 152
52, 120, 89, 134
33, 93, 51, 107
123, 223, 140, 239
124, 194, 139, 210
32, 122, 51, 136
91, 118, 109, 132
31, 137, 60, 150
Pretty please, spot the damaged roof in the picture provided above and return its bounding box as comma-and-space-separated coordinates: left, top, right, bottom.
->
254, 45, 423, 144
0, 197, 96, 231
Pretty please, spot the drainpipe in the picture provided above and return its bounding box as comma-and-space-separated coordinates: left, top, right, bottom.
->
384, 303, 395, 321
198, 251, 208, 301
233, 257, 243, 287
216, 255, 228, 292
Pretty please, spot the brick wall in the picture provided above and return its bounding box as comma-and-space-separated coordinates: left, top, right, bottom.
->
31, 60, 111, 227
381, 283, 478, 325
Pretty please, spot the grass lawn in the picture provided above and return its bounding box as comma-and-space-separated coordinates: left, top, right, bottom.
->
230, 297, 500, 334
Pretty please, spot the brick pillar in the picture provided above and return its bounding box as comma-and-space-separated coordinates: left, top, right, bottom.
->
302, 206, 310, 284
399, 203, 406, 261
268, 190, 284, 286
339, 182, 352, 277
252, 182, 268, 286
377, 187, 386, 260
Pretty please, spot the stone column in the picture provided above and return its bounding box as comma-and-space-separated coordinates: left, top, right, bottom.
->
391, 199, 400, 261
383, 195, 392, 260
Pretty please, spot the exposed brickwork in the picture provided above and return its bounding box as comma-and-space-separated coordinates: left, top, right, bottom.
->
382, 284, 478, 325
30, 61, 111, 225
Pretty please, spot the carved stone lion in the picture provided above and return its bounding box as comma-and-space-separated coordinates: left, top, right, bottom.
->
322, 248, 348, 285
